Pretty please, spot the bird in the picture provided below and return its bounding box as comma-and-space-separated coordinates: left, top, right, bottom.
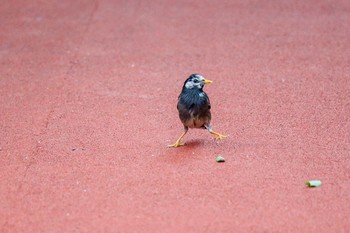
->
168, 74, 227, 148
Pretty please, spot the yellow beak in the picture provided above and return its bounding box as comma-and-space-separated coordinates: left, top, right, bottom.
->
204, 79, 213, 84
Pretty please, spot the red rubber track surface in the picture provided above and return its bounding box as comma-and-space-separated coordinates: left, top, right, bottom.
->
1, 0, 350, 232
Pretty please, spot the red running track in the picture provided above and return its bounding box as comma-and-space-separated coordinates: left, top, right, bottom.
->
1, 0, 350, 232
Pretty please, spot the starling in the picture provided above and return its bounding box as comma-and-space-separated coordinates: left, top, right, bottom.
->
168, 74, 226, 148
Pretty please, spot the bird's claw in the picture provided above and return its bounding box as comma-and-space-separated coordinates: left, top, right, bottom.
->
168, 142, 185, 148
214, 134, 227, 140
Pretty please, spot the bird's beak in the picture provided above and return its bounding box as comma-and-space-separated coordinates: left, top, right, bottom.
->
204, 79, 213, 84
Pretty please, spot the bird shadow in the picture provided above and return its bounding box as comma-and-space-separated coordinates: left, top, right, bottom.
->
181, 139, 205, 148
161, 139, 206, 163
167, 139, 205, 150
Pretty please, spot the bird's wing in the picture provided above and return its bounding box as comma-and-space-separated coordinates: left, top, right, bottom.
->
205, 93, 211, 110
200, 92, 211, 122
177, 99, 192, 125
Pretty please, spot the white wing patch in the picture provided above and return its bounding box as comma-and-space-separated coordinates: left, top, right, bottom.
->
199, 92, 205, 97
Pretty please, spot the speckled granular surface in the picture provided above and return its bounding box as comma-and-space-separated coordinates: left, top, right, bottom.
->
1, 0, 350, 232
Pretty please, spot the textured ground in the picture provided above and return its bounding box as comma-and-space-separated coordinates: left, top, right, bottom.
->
1, 0, 350, 232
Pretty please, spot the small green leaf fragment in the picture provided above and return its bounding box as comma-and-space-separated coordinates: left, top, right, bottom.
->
306, 180, 321, 187
216, 156, 225, 162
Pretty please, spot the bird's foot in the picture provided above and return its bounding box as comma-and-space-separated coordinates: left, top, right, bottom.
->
168, 130, 188, 148
211, 131, 227, 140
168, 142, 185, 148
215, 134, 227, 140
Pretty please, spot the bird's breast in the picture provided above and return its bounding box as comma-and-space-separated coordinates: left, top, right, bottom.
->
178, 90, 211, 128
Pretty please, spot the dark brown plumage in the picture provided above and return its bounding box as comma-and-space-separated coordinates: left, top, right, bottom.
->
168, 74, 226, 147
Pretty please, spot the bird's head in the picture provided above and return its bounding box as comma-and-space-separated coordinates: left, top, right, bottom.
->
183, 74, 212, 90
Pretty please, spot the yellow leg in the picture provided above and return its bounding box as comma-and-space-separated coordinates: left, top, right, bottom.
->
168, 129, 188, 148
210, 131, 227, 140
205, 124, 227, 140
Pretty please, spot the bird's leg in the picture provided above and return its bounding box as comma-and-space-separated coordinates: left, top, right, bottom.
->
205, 124, 227, 140
168, 127, 188, 148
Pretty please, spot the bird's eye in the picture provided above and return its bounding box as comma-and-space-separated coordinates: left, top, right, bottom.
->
193, 79, 199, 83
